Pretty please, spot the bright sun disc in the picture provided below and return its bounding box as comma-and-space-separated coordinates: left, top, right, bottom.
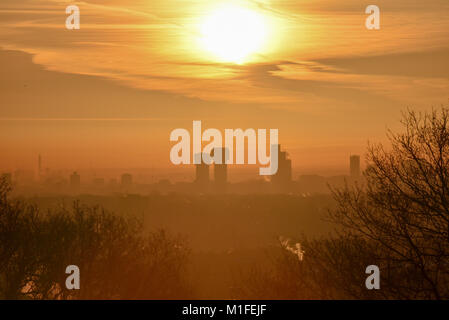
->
200, 5, 268, 64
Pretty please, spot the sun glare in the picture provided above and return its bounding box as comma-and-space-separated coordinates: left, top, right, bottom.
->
199, 4, 268, 64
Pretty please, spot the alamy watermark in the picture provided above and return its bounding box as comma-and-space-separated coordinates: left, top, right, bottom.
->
365, 5, 380, 30
65, 5, 80, 30
365, 265, 380, 290
65, 265, 80, 290
169, 121, 279, 175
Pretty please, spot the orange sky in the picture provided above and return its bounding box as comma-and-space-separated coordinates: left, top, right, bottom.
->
1, 0, 449, 175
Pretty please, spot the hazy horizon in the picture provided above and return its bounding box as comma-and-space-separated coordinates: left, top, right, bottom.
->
2, 0, 448, 174
1, 0, 449, 303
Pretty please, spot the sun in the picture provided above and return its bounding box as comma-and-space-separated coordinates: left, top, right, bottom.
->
199, 4, 268, 64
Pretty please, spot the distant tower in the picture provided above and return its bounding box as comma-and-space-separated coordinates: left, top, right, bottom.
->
213, 147, 228, 193
121, 173, 133, 189
350, 155, 361, 179
70, 171, 81, 189
271, 144, 292, 192
194, 153, 209, 190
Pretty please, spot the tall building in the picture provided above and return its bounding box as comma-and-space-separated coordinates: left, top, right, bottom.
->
121, 173, 133, 189
70, 171, 81, 189
350, 155, 361, 179
271, 144, 292, 192
213, 147, 228, 193
194, 153, 209, 190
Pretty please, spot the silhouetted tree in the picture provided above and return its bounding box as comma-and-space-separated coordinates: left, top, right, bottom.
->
0, 176, 193, 299
234, 108, 449, 300
330, 107, 449, 299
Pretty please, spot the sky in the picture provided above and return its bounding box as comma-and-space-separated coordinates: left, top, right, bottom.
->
1, 0, 449, 176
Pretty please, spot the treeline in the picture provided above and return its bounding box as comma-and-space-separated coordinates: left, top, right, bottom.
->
0, 177, 193, 299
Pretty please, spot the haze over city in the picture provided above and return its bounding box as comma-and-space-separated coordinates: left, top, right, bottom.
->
1, 0, 449, 303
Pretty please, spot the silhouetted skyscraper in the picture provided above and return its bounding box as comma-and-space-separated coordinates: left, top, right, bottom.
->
70, 171, 80, 189
350, 155, 361, 179
271, 144, 292, 192
194, 153, 209, 191
213, 147, 228, 193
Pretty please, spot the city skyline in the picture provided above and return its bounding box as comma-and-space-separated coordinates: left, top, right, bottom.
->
1, 0, 448, 303
2, 150, 363, 197
2, 1, 448, 173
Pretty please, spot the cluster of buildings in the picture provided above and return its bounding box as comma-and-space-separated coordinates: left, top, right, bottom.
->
1, 150, 362, 195
193, 145, 294, 193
